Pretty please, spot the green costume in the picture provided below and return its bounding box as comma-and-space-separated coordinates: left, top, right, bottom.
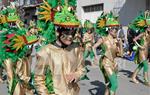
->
95, 12, 121, 95
0, 3, 38, 95
35, 0, 85, 94
83, 20, 94, 60
129, 10, 150, 86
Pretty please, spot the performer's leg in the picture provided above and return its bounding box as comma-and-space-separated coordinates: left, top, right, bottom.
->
104, 65, 118, 95
90, 50, 97, 66
83, 50, 89, 59
108, 73, 118, 95
90, 50, 95, 60
142, 60, 150, 86
131, 62, 143, 84
0, 66, 3, 83
16, 57, 34, 95
100, 59, 110, 95
104, 86, 109, 95
4, 59, 25, 95
101, 70, 109, 95
3, 59, 14, 92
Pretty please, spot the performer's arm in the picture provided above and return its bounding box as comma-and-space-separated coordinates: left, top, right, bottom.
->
66, 48, 85, 83
133, 33, 144, 41
133, 33, 145, 49
92, 38, 103, 60
117, 38, 123, 57
34, 49, 49, 94
74, 51, 85, 82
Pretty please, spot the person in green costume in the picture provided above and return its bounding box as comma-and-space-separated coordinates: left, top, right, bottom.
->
82, 20, 95, 65
129, 10, 150, 86
0, 2, 39, 95
34, 0, 85, 95
93, 12, 123, 95
0, 7, 8, 83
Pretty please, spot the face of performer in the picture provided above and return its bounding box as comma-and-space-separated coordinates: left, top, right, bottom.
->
87, 28, 93, 34
109, 26, 119, 38
57, 27, 76, 46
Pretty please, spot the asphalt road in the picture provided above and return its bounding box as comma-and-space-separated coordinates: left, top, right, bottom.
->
79, 58, 150, 95
0, 58, 150, 95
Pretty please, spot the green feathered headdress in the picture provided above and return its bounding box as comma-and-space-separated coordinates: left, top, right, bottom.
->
96, 12, 120, 36
96, 12, 107, 36
37, 0, 57, 44
6, 2, 20, 22
84, 20, 94, 29
54, 5, 80, 27
129, 10, 150, 33
37, 0, 79, 45
106, 12, 120, 27
53, 0, 79, 27
82, 20, 94, 33
38, 0, 79, 27
0, 8, 7, 24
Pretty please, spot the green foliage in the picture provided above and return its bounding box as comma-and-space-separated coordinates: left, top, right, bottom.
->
45, 68, 54, 94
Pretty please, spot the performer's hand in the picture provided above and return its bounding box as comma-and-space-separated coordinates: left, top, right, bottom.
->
133, 38, 136, 42
66, 73, 77, 83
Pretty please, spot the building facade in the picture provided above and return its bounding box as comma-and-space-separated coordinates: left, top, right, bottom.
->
18, 0, 42, 24
77, 0, 150, 26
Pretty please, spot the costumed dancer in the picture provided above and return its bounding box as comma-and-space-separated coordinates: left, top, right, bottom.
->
34, 0, 85, 95
129, 10, 150, 86
0, 7, 7, 83
15, 20, 39, 95
82, 20, 95, 65
0, 2, 38, 95
93, 12, 123, 95
0, 3, 25, 95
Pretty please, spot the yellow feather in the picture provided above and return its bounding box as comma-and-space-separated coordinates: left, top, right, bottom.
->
137, 20, 146, 27
39, 15, 51, 22
38, 11, 49, 15
13, 38, 20, 42
17, 44, 23, 51
39, 17, 46, 20
13, 43, 21, 48
13, 43, 24, 51
38, 0, 52, 22
39, 5, 50, 11
45, 18, 50, 22
43, 0, 51, 9
98, 19, 106, 28
12, 35, 25, 51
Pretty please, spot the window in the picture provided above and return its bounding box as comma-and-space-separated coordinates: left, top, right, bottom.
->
83, 3, 103, 13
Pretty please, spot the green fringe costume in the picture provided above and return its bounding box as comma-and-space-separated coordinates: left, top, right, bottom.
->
0, 3, 39, 95
95, 12, 120, 95
35, 0, 83, 94
128, 10, 150, 86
